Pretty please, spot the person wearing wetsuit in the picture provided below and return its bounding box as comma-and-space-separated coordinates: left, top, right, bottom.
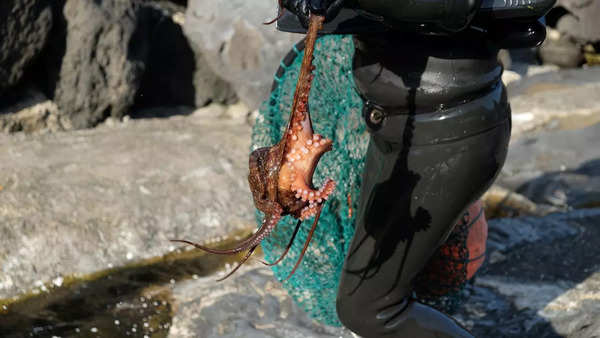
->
276, 1, 555, 337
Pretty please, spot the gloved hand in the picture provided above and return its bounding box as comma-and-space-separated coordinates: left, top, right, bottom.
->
280, 0, 345, 27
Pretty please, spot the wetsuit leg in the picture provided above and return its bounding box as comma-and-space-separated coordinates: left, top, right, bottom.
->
336, 32, 511, 337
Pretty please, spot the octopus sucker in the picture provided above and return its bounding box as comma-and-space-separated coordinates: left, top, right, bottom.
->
171, 14, 332, 281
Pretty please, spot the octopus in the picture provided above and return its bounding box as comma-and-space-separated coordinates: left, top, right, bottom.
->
172, 15, 335, 281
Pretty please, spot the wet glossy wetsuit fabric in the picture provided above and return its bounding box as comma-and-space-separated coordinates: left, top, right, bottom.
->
275, 1, 554, 337
335, 32, 510, 337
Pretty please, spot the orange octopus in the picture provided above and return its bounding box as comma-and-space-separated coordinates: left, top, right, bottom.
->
172, 15, 335, 281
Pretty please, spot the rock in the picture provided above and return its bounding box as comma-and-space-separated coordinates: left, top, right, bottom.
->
498, 49, 512, 70
501, 70, 522, 86
539, 31, 584, 68
518, 159, 600, 209
0, 113, 255, 299
223, 101, 251, 121
482, 185, 556, 219
134, 2, 236, 110
486, 208, 584, 255
556, 0, 600, 42
169, 266, 354, 338
49, 0, 153, 129
454, 208, 600, 337
542, 272, 600, 338
184, 0, 298, 110
0, 0, 53, 95
507, 67, 600, 139
499, 122, 600, 190
0, 88, 67, 133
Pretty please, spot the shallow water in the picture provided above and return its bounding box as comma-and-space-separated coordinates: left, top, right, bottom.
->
0, 230, 255, 338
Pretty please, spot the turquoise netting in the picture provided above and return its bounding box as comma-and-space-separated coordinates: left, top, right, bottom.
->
251, 35, 367, 326
251, 34, 466, 326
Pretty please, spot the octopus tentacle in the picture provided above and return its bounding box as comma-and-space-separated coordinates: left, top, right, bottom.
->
261, 219, 303, 266
263, 0, 285, 25
170, 212, 282, 255
216, 245, 259, 282
284, 204, 323, 281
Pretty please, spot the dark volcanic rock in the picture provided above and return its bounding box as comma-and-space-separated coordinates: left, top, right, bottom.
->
50, 0, 152, 129
0, 0, 53, 95
518, 159, 600, 209
486, 209, 582, 256
456, 208, 600, 338
133, 2, 236, 110
184, 0, 297, 110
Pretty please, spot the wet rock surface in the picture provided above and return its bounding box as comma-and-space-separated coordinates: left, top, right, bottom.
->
164, 210, 600, 338
169, 268, 353, 338
0, 111, 254, 299
455, 208, 600, 338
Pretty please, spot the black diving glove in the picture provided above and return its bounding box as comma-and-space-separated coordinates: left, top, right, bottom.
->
281, 0, 345, 27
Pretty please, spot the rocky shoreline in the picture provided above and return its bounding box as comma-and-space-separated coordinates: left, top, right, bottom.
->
1, 0, 600, 337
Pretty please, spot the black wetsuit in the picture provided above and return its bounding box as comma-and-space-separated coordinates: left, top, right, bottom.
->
277, 1, 555, 336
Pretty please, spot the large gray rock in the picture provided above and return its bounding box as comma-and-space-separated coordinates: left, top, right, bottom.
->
518, 159, 600, 209
50, 0, 151, 128
507, 67, 600, 138
556, 0, 600, 42
499, 122, 600, 190
169, 267, 353, 338
0, 110, 255, 299
184, 0, 298, 110
0, 0, 53, 94
134, 2, 236, 109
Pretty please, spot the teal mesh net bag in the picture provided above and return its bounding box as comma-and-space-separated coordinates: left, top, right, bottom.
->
251, 35, 467, 326
251, 35, 366, 326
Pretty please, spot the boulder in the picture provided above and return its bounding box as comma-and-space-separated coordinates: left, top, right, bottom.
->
0, 88, 66, 133
0, 0, 53, 95
169, 267, 354, 338
133, 2, 236, 110
0, 112, 254, 299
48, 0, 152, 128
556, 0, 600, 42
184, 0, 299, 110
539, 31, 584, 68
518, 159, 600, 209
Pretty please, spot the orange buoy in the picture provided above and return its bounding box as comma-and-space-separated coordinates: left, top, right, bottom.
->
414, 200, 488, 297
464, 200, 487, 279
